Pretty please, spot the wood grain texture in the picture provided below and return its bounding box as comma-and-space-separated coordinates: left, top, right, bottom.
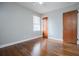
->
0, 37, 79, 56
42, 16, 48, 39
63, 10, 78, 44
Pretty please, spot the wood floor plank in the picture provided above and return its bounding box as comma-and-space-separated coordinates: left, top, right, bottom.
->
15, 44, 31, 56
0, 37, 79, 56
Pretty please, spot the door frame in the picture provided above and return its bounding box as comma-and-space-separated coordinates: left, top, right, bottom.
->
42, 16, 48, 38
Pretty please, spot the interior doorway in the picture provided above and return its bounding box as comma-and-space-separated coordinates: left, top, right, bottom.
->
42, 16, 48, 39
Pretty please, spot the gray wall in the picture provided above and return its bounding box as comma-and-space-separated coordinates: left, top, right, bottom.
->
43, 3, 79, 40
0, 2, 41, 46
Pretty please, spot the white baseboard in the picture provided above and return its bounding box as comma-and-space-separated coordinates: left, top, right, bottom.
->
77, 40, 79, 44
0, 35, 42, 48
48, 37, 63, 42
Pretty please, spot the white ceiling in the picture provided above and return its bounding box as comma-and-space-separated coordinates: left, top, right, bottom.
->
17, 2, 78, 14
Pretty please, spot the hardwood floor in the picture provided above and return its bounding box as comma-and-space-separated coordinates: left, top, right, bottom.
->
0, 37, 79, 56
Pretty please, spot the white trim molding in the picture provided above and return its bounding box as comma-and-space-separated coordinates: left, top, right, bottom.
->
0, 35, 42, 48
48, 37, 63, 42
77, 40, 79, 44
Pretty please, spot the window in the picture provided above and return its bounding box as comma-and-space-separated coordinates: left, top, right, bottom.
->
33, 16, 40, 31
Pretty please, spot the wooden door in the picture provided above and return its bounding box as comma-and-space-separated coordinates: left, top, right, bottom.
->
43, 17, 48, 38
63, 10, 78, 44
